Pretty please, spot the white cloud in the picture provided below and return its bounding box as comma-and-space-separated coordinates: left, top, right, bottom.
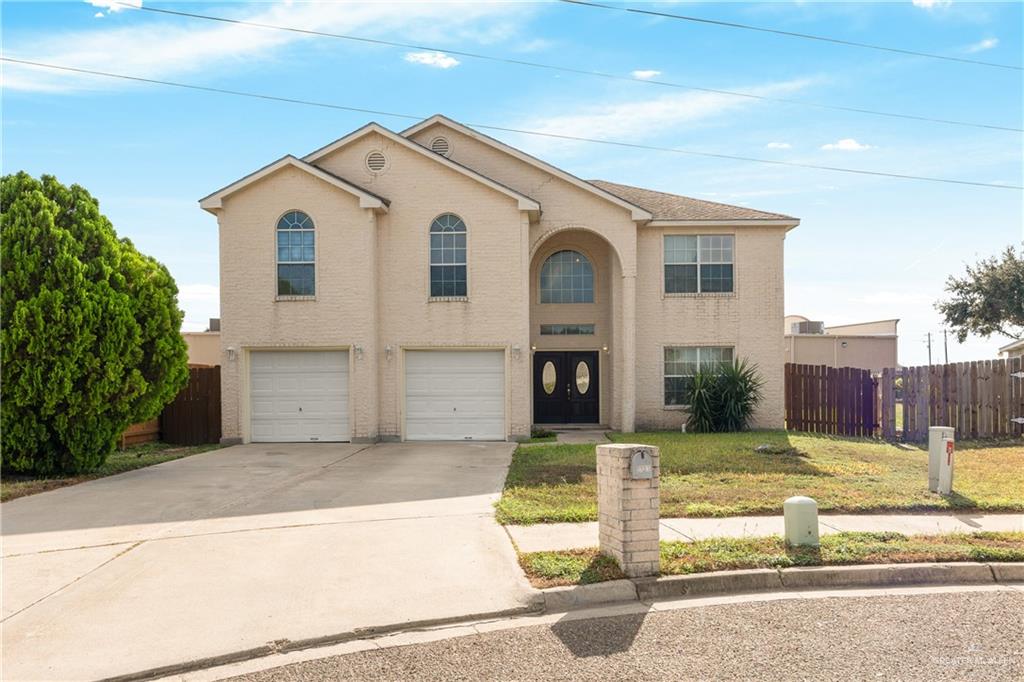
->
403, 51, 460, 69
765, 142, 792, 150
517, 78, 814, 154
965, 37, 998, 53
94, 12, 104, 18
912, 0, 952, 9
631, 69, 661, 80
820, 138, 873, 151
177, 284, 220, 332
88, 0, 141, 11
5, 2, 530, 92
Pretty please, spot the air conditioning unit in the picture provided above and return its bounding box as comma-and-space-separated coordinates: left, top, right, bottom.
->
791, 320, 825, 335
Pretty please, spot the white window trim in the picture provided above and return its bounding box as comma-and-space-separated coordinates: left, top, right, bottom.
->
428, 213, 469, 300
663, 345, 735, 409
275, 210, 317, 300
663, 234, 736, 296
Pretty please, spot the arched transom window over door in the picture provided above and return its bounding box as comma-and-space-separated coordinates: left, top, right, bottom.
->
277, 210, 315, 296
540, 250, 594, 304
429, 213, 467, 297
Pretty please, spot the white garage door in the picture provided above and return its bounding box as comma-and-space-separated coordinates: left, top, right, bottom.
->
250, 351, 349, 442
405, 350, 505, 441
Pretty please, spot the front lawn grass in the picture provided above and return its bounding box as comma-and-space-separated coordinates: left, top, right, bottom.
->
496, 430, 1024, 524
519, 531, 1024, 587
1, 442, 222, 502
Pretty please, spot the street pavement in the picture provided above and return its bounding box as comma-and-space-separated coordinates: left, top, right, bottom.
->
1, 442, 535, 681
222, 588, 1024, 681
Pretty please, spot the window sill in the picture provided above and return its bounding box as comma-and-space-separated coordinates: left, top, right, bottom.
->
663, 405, 690, 411
429, 296, 470, 302
276, 295, 316, 302
663, 292, 736, 299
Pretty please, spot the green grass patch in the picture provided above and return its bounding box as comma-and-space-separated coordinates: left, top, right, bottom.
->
496, 430, 1024, 524
518, 549, 626, 588
519, 531, 1024, 587
1, 442, 222, 502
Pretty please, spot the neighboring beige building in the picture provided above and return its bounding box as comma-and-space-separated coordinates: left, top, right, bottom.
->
784, 315, 898, 372
998, 338, 1024, 359
200, 115, 799, 444
182, 331, 221, 366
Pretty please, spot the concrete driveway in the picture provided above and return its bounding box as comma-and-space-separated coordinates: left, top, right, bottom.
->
2, 442, 536, 681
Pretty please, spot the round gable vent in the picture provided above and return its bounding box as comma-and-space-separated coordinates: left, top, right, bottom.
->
429, 136, 451, 157
365, 151, 387, 173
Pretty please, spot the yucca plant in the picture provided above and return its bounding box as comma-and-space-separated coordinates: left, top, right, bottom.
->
716, 359, 764, 432
685, 367, 721, 433
685, 358, 764, 433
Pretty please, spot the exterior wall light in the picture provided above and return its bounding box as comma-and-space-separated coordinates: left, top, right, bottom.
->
354, 345, 364, 359
530, 344, 537, 351
226, 347, 237, 361
511, 345, 521, 360
602, 345, 610, 353
385, 345, 393, 360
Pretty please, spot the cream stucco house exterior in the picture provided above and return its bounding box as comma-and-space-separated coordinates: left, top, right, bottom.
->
200, 115, 799, 444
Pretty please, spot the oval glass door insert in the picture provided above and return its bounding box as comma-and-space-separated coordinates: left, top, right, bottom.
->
575, 361, 591, 395
542, 361, 557, 395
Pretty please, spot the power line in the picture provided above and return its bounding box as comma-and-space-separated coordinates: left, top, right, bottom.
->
560, 0, 1023, 72
3, 57, 1021, 191
115, 2, 1021, 133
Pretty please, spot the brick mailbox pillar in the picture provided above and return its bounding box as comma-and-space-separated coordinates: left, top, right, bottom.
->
597, 443, 660, 578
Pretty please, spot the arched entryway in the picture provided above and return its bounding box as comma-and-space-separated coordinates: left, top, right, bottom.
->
530, 228, 621, 426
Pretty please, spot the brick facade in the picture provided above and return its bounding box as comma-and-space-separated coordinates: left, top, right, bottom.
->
205, 117, 795, 442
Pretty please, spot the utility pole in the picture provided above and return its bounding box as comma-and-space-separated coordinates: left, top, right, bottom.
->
926, 332, 932, 366
943, 329, 949, 364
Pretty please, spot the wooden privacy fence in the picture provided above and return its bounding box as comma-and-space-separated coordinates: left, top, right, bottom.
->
784, 364, 876, 437
160, 366, 222, 445
879, 357, 1024, 442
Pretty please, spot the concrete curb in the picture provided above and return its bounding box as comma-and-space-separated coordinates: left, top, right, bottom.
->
542, 562, 1024, 612
101, 604, 544, 682
543, 580, 638, 612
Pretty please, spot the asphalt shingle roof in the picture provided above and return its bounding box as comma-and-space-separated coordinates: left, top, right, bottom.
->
587, 180, 797, 222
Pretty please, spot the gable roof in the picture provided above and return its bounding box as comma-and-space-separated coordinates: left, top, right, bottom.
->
303, 122, 540, 213
199, 155, 389, 213
401, 115, 653, 222
588, 180, 799, 225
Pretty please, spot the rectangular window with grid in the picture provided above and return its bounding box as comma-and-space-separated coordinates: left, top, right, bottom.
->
664, 235, 734, 294
663, 346, 733, 406
539, 324, 595, 335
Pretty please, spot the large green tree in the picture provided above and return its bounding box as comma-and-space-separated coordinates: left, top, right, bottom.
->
936, 244, 1024, 344
1, 172, 189, 474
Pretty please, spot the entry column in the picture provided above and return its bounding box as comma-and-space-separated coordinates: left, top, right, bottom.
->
621, 273, 637, 432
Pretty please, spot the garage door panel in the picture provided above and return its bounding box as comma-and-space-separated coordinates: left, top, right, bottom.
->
250, 351, 349, 442
405, 351, 504, 441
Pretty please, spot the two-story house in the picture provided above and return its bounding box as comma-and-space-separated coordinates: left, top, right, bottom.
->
200, 115, 799, 444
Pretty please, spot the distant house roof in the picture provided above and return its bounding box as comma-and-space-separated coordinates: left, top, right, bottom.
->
998, 337, 1024, 354
587, 180, 798, 224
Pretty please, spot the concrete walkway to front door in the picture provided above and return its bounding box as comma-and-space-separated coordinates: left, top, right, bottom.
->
1, 442, 536, 681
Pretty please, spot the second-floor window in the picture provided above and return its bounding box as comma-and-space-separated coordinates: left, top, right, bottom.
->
540, 250, 594, 303
277, 210, 315, 297
664, 235, 734, 294
430, 213, 467, 297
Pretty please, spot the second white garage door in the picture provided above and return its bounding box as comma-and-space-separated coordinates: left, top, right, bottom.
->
250, 350, 349, 442
405, 350, 505, 441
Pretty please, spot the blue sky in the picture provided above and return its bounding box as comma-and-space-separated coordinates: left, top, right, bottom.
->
3, 0, 1021, 366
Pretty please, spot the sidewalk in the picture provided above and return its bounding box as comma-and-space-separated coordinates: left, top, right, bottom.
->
506, 513, 1024, 553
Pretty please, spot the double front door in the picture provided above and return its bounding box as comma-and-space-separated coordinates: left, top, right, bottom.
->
533, 351, 599, 424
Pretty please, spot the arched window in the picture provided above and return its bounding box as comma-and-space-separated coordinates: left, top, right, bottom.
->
277, 210, 315, 296
429, 213, 467, 297
540, 250, 593, 303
